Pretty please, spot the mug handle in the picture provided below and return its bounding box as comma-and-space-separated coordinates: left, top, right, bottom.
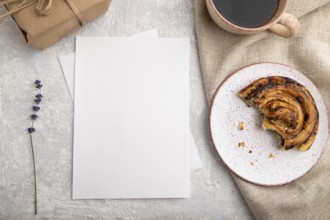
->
269, 13, 300, 38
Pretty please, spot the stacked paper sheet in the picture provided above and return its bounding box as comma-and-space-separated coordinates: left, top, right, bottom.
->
59, 30, 201, 199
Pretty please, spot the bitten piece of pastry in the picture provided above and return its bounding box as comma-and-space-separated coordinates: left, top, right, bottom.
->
238, 76, 319, 151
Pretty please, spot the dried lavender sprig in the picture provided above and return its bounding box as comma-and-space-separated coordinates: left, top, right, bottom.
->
28, 79, 43, 215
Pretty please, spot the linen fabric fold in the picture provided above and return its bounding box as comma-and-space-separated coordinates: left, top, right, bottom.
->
194, 0, 330, 219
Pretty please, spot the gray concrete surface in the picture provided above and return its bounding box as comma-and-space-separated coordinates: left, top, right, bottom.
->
0, 0, 253, 219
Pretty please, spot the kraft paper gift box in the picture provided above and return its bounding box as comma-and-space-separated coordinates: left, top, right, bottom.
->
2, 0, 111, 49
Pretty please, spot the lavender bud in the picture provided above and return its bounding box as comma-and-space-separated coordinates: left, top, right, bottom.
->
35, 93, 43, 99
34, 80, 41, 85
34, 98, 42, 104
28, 127, 36, 133
30, 114, 38, 120
33, 106, 40, 111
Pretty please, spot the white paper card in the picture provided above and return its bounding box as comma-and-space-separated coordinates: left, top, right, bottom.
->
58, 30, 202, 171
59, 29, 159, 99
73, 37, 191, 199
58, 53, 75, 98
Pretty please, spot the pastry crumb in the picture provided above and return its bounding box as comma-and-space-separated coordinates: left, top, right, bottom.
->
238, 142, 246, 147
268, 153, 275, 158
239, 121, 244, 130
250, 162, 254, 166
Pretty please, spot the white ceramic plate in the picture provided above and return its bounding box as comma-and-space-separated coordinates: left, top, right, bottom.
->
209, 63, 329, 186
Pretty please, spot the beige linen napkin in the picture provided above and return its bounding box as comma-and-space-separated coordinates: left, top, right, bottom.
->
194, 0, 330, 219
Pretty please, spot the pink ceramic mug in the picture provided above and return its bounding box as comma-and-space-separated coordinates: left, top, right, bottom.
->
206, 0, 300, 38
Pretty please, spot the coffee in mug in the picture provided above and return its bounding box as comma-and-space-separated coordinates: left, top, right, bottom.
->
212, 0, 279, 28
206, 0, 300, 38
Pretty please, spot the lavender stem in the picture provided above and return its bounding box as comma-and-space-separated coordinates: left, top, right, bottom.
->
29, 132, 37, 215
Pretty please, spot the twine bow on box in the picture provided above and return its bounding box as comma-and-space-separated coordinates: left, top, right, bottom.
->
0, 0, 85, 25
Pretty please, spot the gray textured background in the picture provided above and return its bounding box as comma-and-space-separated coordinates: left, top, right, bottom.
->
0, 0, 253, 219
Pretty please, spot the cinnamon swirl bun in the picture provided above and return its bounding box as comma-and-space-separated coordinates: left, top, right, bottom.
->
238, 76, 319, 151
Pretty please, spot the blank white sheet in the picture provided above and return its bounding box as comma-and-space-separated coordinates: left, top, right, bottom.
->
59, 29, 159, 99
73, 37, 191, 199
